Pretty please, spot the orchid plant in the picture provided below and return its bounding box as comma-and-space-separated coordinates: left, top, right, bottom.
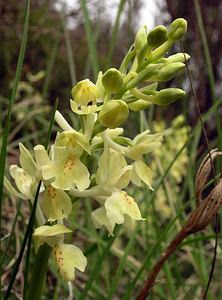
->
4, 18, 189, 298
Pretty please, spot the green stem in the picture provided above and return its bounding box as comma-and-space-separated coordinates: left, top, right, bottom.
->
116, 64, 161, 98
25, 244, 51, 300
107, 0, 126, 67
80, 0, 99, 80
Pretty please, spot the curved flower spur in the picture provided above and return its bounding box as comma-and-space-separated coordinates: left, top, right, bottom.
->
136, 149, 222, 300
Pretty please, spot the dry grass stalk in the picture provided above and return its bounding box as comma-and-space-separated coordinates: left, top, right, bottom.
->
137, 149, 222, 300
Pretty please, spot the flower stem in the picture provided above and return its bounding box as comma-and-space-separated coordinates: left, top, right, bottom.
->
25, 244, 51, 300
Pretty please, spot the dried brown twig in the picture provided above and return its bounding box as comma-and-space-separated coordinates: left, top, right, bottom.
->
136, 149, 222, 300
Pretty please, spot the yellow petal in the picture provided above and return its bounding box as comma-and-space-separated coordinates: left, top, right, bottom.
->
34, 145, 51, 167
55, 131, 90, 155
4, 176, 26, 200
125, 131, 162, 160
42, 186, 72, 221
96, 147, 131, 189
33, 224, 71, 247
105, 191, 143, 225
43, 154, 90, 191
54, 243, 87, 281
70, 100, 100, 115
19, 143, 38, 177
9, 165, 36, 199
91, 207, 115, 235
134, 160, 153, 190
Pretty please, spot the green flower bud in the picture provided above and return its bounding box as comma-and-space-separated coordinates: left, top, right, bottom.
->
134, 26, 147, 54
152, 88, 185, 105
102, 68, 124, 93
168, 18, 187, 41
172, 115, 185, 128
150, 62, 185, 82
165, 53, 190, 63
71, 79, 99, 106
98, 100, 129, 129
147, 25, 168, 49
128, 100, 151, 112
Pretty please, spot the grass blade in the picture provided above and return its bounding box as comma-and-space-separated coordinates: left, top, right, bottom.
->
107, 0, 126, 67
42, 35, 61, 100
107, 227, 137, 299
79, 226, 121, 300
80, 0, 99, 80
61, 9, 76, 85
123, 215, 179, 299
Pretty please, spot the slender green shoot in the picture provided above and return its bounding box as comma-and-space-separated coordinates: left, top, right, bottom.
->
80, 0, 99, 79
79, 226, 121, 300
107, 0, 126, 67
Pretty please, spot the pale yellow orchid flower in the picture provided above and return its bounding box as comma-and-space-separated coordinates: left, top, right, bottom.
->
102, 129, 162, 190
9, 164, 37, 200
53, 243, 87, 281
70, 79, 100, 115
33, 224, 87, 282
92, 191, 144, 235
38, 145, 90, 191
41, 185, 72, 221
96, 145, 132, 191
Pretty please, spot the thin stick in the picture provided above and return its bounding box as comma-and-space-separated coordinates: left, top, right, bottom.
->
136, 231, 187, 300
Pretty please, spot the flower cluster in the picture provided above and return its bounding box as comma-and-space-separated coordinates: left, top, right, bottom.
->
4, 18, 189, 282
151, 115, 190, 218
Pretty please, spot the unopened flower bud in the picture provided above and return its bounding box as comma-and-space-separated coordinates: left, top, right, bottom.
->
172, 115, 185, 128
98, 100, 129, 128
150, 62, 185, 82
165, 53, 190, 63
168, 18, 187, 41
102, 68, 124, 93
128, 100, 151, 112
134, 26, 147, 54
71, 79, 99, 106
152, 88, 185, 105
147, 25, 168, 49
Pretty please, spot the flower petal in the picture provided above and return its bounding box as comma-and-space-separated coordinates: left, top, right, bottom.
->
9, 165, 36, 199
4, 176, 26, 200
125, 131, 162, 160
42, 186, 72, 221
71, 158, 90, 191
70, 100, 100, 115
33, 224, 71, 247
54, 244, 87, 281
42, 151, 90, 191
105, 191, 143, 225
34, 145, 51, 167
19, 143, 38, 177
55, 131, 90, 155
91, 207, 115, 235
96, 147, 131, 189
134, 160, 153, 190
